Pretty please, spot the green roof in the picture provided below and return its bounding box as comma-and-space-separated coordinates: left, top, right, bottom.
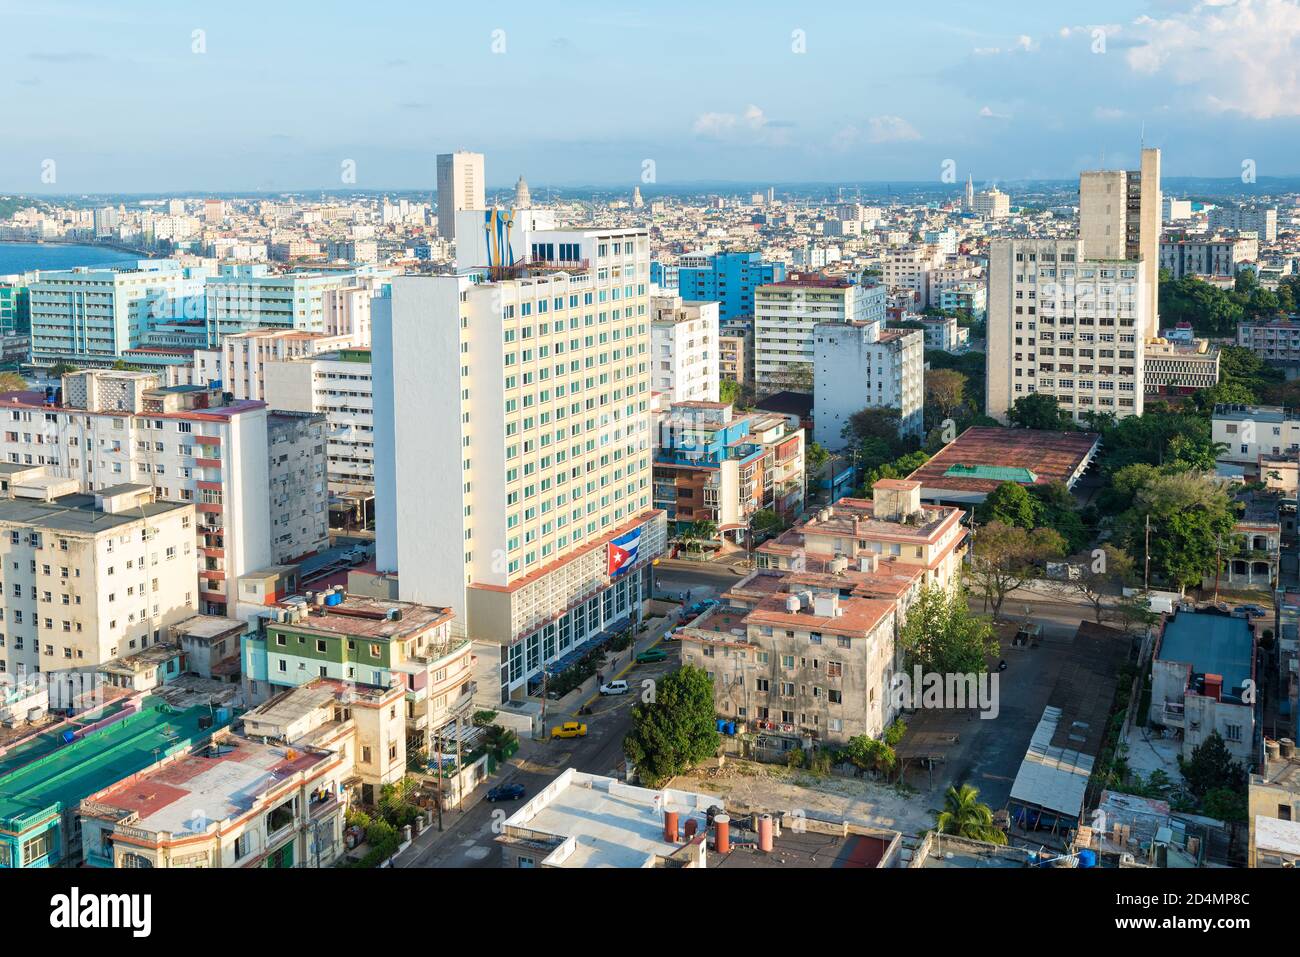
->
944, 464, 1038, 484
0, 698, 228, 832
0, 699, 132, 778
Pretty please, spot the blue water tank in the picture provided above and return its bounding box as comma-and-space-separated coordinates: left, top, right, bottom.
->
725, 721, 736, 736
1077, 849, 1097, 869
324, 590, 344, 607
716, 719, 726, 733
215, 708, 231, 724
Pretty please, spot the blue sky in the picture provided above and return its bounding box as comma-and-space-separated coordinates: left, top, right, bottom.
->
4, 0, 1300, 193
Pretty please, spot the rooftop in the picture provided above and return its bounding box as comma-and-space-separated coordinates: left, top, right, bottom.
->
0, 492, 190, 535
905, 426, 1100, 500
270, 594, 454, 640
1157, 611, 1254, 696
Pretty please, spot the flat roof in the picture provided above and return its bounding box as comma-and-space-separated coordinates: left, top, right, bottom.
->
0, 493, 190, 535
88, 733, 330, 835
1255, 815, 1300, 858
906, 426, 1100, 499
0, 699, 226, 830
270, 595, 454, 640
1157, 612, 1254, 694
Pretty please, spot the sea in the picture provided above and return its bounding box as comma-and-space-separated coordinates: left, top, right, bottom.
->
0, 241, 143, 276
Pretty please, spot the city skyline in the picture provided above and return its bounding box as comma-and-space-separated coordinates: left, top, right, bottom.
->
4, 0, 1300, 192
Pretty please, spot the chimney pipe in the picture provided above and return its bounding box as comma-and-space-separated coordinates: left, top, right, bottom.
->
758, 813, 774, 853
684, 817, 699, 840
663, 810, 679, 843
714, 813, 731, 854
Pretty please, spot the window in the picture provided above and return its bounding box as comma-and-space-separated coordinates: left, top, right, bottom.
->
22, 831, 52, 865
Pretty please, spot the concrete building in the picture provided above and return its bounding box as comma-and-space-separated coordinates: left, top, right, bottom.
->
203, 264, 360, 345
220, 329, 355, 402
1148, 611, 1256, 764
754, 275, 872, 397
986, 238, 1148, 423
0, 697, 229, 868
1236, 318, 1300, 364
650, 295, 720, 403
1205, 493, 1281, 593
1160, 235, 1257, 280
918, 313, 968, 352
266, 411, 329, 563
1249, 740, 1300, 867
1078, 147, 1161, 338
264, 348, 375, 497
654, 401, 805, 539
756, 479, 967, 591
718, 318, 753, 389
882, 246, 944, 309
1209, 204, 1278, 243
436, 151, 485, 241
0, 481, 197, 681
969, 187, 1010, 219
1143, 337, 1221, 397
681, 566, 912, 752
0, 372, 273, 616
372, 224, 666, 708
1212, 404, 1300, 467
677, 251, 785, 322
28, 260, 206, 366
813, 322, 923, 447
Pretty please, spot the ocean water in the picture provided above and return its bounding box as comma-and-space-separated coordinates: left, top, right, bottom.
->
0, 241, 142, 275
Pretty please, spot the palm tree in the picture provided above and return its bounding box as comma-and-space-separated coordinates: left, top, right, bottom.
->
686, 520, 717, 551
935, 783, 1006, 845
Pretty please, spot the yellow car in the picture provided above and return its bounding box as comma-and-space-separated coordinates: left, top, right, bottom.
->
551, 721, 588, 739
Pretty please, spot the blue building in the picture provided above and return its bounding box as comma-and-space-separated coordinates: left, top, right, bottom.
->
677, 252, 785, 321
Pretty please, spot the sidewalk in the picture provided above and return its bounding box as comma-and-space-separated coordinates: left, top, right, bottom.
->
553, 608, 682, 718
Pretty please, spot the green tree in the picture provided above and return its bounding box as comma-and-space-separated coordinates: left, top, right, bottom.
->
1054, 544, 1136, 623
1028, 481, 1089, 553
935, 784, 1006, 844
968, 522, 1065, 619
1178, 731, 1246, 799
0, 371, 26, 392
1008, 392, 1074, 431
976, 481, 1040, 529
623, 665, 721, 787
750, 508, 784, 537
844, 735, 897, 775
1119, 472, 1237, 592
719, 378, 743, 407
898, 583, 998, 674
805, 441, 829, 475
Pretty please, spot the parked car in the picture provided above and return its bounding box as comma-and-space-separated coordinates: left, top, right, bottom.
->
1233, 604, 1269, 619
661, 628, 681, 642
599, 679, 630, 696
486, 783, 526, 802
635, 648, 668, 664
550, 721, 588, 739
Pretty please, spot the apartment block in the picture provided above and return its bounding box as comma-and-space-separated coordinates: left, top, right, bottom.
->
986, 238, 1148, 423
1143, 337, 1221, 397
813, 322, 924, 447
266, 411, 329, 563
677, 251, 785, 322
1249, 740, 1300, 867
436, 150, 485, 241
264, 348, 375, 496
718, 318, 754, 388
882, 246, 944, 309
754, 275, 871, 397
0, 479, 197, 681
1160, 235, 1257, 280
654, 401, 804, 537
0, 371, 272, 616
757, 479, 966, 591
1209, 204, 1278, 243
373, 225, 666, 706
650, 295, 720, 403
204, 264, 361, 345
219, 328, 355, 401
1212, 404, 1300, 466
28, 260, 206, 366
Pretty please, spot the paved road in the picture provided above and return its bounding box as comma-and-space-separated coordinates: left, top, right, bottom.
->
396, 639, 682, 868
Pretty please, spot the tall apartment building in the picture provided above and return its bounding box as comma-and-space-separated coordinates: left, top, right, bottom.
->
266, 411, 329, 563
1237, 318, 1300, 363
203, 264, 360, 345
986, 238, 1148, 422
969, 187, 1010, 219
813, 323, 924, 446
0, 280, 30, 336
0, 478, 197, 681
650, 295, 720, 403
1078, 147, 1161, 338
653, 401, 805, 537
718, 317, 754, 389
753, 275, 871, 397
264, 348, 374, 498
436, 151, 486, 241
0, 371, 273, 616
1209, 204, 1278, 243
28, 260, 206, 365
373, 224, 666, 706
1160, 235, 1257, 280
883, 246, 944, 308
677, 251, 785, 322
220, 329, 354, 401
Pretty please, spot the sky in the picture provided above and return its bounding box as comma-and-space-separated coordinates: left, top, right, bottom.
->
4, 0, 1300, 193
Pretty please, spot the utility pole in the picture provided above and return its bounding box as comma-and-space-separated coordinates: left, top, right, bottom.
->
434, 725, 444, 832
454, 713, 464, 812
1143, 515, 1152, 591
1213, 535, 1222, 603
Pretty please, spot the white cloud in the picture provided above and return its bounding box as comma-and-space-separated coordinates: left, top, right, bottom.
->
866, 115, 921, 143
1125, 0, 1300, 118
979, 105, 1012, 120
691, 104, 791, 144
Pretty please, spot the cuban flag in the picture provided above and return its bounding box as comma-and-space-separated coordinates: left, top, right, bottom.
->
608, 527, 642, 578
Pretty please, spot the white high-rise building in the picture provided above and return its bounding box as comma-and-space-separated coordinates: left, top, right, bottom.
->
436, 151, 486, 241
372, 224, 666, 706
204, 264, 360, 345
650, 295, 720, 403
753, 276, 881, 396
813, 322, 924, 447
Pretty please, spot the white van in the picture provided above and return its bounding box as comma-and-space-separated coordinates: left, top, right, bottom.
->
599, 679, 629, 696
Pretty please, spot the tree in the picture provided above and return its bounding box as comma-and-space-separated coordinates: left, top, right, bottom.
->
0, 371, 26, 392
750, 508, 784, 537
976, 481, 1039, 529
1119, 472, 1237, 592
935, 784, 1006, 844
676, 520, 717, 552
483, 725, 518, 762
1008, 392, 1074, 431
49, 362, 79, 378
623, 665, 720, 786
1028, 481, 1089, 553
843, 407, 904, 448
1178, 731, 1246, 799
898, 583, 998, 674
1054, 544, 1136, 623
968, 522, 1065, 619
924, 369, 967, 429
805, 441, 829, 475
844, 735, 896, 776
